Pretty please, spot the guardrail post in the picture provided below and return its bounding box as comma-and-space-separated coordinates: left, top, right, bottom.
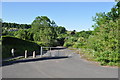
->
33, 51, 36, 58
11, 48, 14, 57
41, 47, 42, 57
25, 50, 27, 58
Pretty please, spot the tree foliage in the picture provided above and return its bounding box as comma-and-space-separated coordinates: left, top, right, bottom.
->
2, 22, 31, 29
31, 16, 66, 46
87, 2, 119, 66
2, 16, 67, 47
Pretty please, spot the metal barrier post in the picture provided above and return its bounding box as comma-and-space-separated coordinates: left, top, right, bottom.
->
25, 50, 27, 58
11, 48, 14, 57
33, 51, 36, 58
41, 47, 42, 57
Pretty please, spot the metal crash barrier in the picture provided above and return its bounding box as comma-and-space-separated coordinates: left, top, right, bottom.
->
40, 47, 76, 58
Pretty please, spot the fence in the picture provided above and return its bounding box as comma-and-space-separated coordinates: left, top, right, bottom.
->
10, 47, 79, 59
40, 47, 77, 58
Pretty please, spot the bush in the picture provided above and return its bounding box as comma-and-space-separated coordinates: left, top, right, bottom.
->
63, 42, 74, 48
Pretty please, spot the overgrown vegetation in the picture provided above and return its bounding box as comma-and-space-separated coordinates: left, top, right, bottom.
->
63, 30, 93, 48
63, 2, 120, 66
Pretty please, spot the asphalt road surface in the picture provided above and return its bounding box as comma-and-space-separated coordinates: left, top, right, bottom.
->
2, 49, 118, 78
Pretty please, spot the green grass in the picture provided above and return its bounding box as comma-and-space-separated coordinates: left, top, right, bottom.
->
2, 36, 40, 59
78, 48, 96, 61
5, 56, 24, 62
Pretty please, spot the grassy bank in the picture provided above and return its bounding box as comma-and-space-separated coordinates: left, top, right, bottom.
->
2, 36, 40, 59
77, 48, 119, 67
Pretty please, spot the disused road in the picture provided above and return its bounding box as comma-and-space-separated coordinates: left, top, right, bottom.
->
2, 49, 118, 78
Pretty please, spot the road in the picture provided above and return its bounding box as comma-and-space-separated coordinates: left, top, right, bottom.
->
2, 49, 118, 78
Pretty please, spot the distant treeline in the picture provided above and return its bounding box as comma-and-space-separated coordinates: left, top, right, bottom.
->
2, 22, 31, 29
2, 16, 67, 47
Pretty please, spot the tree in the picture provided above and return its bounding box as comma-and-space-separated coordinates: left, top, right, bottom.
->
92, 1, 120, 29
2, 22, 31, 29
70, 30, 76, 35
31, 16, 51, 30
115, 0, 120, 2
0, 18, 2, 23
54, 26, 66, 35
31, 16, 58, 46
51, 20, 57, 27
86, 2, 120, 66
15, 30, 28, 40
0, 18, 2, 37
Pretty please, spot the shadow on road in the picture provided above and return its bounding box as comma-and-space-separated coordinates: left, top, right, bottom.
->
2, 56, 70, 67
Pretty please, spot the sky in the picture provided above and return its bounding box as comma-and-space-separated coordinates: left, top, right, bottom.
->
2, 2, 116, 31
